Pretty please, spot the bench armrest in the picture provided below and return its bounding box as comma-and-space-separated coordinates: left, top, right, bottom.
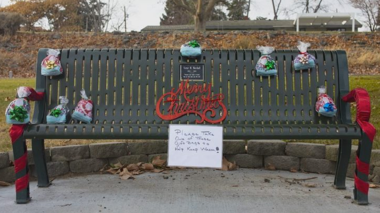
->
31, 89, 46, 125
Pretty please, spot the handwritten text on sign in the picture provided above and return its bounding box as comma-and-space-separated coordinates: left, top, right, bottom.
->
168, 124, 223, 168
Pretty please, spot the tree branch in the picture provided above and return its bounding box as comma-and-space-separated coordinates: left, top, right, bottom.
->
313, 0, 323, 13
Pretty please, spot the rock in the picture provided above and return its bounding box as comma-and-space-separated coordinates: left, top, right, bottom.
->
148, 154, 167, 163
0, 152, 9, 169
286, 143, 325, 159
89, 142, 128, 159
0, 167, 15, 182
300, 158, 335, 174
109, 155, 148, 165
70, 159, 108, 173
371, 150, 380, 166
127, 140, 167, 155
247, 140, 286, 156
264, 156, 299, 171
51, 33, 61, 39
8, 149, 51, 165
46, 161, 69, 177
320, 40, 328, 46
51, 145, 90, 162
142, 40, 157, 48
225, 154, 262, 168
123, 38, 130, 44
223, 140, 246, 154
325, 145, 356, 163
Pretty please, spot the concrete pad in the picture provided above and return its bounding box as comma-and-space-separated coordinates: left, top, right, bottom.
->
0, 169, 380, 213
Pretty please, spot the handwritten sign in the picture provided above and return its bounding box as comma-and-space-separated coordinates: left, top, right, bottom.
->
180, 64, 204, 81
168, 124, 223, 168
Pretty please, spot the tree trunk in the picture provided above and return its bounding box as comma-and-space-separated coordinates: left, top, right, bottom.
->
193, 0, 218, 33
194, 14, 206, 32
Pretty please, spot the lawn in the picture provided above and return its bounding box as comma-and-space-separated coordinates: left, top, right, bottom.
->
0, 76, 379, 152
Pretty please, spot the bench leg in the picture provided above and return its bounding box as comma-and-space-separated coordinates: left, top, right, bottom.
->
10, 125, 31, 204
32, 139, 51, 187
353, 134, 372, 205
333, 139, 351, 189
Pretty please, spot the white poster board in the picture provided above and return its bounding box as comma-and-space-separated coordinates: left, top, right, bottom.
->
168, 124, 223, 168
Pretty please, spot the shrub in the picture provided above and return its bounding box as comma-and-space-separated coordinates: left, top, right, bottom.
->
0, 12, 25, 36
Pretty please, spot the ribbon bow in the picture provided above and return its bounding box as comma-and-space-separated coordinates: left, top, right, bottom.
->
50, 108, 62, 117
323, 103, 335, 112
265, 61, 275, 70
9, 106, 28, 122
46, 60, 56, 69
187, 40, 200, 48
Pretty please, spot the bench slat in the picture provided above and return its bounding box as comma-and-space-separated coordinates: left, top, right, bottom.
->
35, 49, 352, 131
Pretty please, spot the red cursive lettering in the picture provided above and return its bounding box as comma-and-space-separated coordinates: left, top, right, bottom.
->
156, 80, 227, 124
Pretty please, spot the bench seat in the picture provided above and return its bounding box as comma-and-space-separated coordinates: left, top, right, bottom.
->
24, 124, 362, 140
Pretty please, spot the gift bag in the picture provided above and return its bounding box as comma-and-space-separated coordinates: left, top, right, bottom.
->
315, 86, 337, 117
180, 40, 202, 57
255, 46, 277, 76
5, 98, 30, 124
72, 89, 93, 123
47, 96, 69, 124
293, 41, 316, 71
41, 49, 63, 76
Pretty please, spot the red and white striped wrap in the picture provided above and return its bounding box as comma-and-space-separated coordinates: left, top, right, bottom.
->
342, 88, 376, 196
9, 87, 44, 203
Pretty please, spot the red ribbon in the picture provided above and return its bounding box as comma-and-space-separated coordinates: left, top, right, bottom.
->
356, 156, 370, 175
9, 87, 45, 196
15, 175, 29, 192
342, 88, 376, 141
9, 125, 27, 144
342, 88, 376, 195
355, 174, 369, 195
14, 153, 27, 174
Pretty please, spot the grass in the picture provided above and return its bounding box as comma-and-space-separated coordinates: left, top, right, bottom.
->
0, 76, 379, 152
0, 78, 35, 151
349, 76, 380, 149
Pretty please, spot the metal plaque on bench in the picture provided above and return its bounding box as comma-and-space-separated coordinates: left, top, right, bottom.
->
180, 64, 204, 81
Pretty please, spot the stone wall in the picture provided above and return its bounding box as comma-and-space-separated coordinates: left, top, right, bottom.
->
1, 140, 380, 184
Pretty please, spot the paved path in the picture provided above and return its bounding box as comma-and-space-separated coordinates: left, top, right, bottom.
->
1, 169, 380, 213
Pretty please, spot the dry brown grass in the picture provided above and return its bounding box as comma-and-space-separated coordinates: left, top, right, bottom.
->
1, 31, 380, 77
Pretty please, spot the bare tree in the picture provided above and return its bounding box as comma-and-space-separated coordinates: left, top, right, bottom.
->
246, 0, 252, 17
296, 0, 327, 13
283, 0, 346, 17
271, 0, 282, 20
348, 0, 380, 31
172, 0, 227, 32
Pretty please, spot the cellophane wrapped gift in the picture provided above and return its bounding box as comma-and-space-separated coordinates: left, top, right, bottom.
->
180, 40, 202, 57
47, 96, 69, 124
255, 46, 277, 76
315, 86, 337, 117
41, 49, 63, 76
72, 90, 93, 123
5, 98, 30, 124
293, 41, 316, 71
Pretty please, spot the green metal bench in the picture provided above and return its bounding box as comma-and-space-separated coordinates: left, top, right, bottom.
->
16, 48, 373, 204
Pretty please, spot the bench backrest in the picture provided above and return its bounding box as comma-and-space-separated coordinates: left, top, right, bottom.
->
35, 49, 350, 126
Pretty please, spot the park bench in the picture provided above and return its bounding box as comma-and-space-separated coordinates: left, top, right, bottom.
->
12, 48, 373, 205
